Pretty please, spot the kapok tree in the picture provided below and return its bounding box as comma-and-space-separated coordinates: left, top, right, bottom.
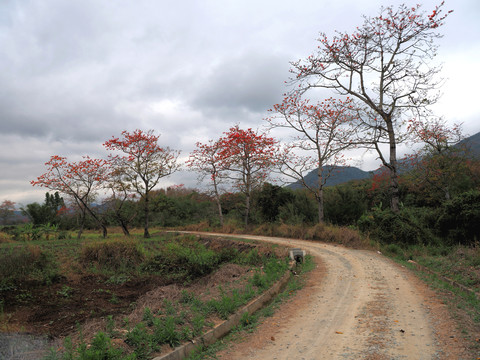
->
267, 95, 357, 223
290, 2, 452, 212
187, 140, 225, 226
103, 167, 138, 236
217, 126, 278, 226
103, 129, 180, 238
31, 155, 110, 238
406, 118, 468, 202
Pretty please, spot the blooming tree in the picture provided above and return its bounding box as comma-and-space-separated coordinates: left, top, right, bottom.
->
103, 129, 180, 238
217, 126, 278, 226
290, 2, 452, 212
31, 155, 110, 238
268, 95, 357, 222
187, 140, 225, 226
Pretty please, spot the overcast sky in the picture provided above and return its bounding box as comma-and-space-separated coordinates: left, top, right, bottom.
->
1, 0, 479, 206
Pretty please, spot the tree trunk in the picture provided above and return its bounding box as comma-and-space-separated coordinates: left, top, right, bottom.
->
387, 117, 400, 213
76, 209, 86, 239
144, 194, 150, 238
119, 218, 130, 236
317, 166, 325, 223
317, 191, 324, 224
244, 192, 250, 227
101, 224, 108, 238
214, 182, 224, 226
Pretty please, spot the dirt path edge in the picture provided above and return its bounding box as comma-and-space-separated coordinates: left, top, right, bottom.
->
152, 260, 295, 360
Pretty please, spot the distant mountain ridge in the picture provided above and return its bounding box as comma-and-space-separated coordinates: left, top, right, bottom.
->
287, 131, 480, 190
287, 166, 372, 190
458, 131, 480, 157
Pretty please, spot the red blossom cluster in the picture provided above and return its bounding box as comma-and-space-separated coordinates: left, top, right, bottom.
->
31, 155, 110, 196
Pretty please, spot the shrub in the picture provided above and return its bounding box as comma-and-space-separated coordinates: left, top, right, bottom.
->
125, 323, 152, 359
0, 245, 59, 285
437, 190, 480, 245
79, 238, 145, 272
152, 316, 180, 348
141, 240, 223, 280
358, 207, 438, 246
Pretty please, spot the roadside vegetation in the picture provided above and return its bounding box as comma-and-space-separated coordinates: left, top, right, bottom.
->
0, 230, 293, 359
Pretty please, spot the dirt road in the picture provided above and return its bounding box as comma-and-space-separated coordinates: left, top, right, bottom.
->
190, 233, 467, 360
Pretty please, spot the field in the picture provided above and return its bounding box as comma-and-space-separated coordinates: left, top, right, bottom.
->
0, 229, 291, 359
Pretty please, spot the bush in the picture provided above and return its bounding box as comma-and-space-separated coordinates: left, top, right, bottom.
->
358, 207, 438, 246
141, 240, 222, 279
0, 245, 59, 285
437, 190, 480, 245
79, 238, 145, 272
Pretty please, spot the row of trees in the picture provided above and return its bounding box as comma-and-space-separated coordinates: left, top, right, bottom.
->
14, 2, 462, 240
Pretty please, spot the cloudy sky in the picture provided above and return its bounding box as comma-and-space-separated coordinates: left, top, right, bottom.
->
1, 0, 479, 206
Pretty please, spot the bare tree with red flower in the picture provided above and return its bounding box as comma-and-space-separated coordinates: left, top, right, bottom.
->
217, 126, 278, 226
187, 139, 225, 226
104, 129, 180, 238
32, 155, 110, 238
268, 95, 358, 222
290, 2, 452, 212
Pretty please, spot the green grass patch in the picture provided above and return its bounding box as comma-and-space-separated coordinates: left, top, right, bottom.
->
185, 255, 315, 360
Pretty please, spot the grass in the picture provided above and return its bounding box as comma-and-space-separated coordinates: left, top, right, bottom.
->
184, 255, 315, 360
0, 228, 290, 359
41, 254, 291, 359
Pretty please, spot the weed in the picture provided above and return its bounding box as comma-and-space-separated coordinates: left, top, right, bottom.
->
105, 315, 117, 337
163, 299, 177, 316
125, 323, 152, 360
57, 285, 74, 298
15, 290, 33, 303
180, 290, 196, 304
109, 293, 120, 304
191, 314, 205, 337
105, 274, 130, 285
239, 311, 257, 328
180, 325, 193, 341
152, 316, 180, 348
142, 307, 155, 327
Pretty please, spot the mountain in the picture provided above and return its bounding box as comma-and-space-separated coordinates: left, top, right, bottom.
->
457, 131, 480, 157
287, 165, 372, 190
287, 131, 480, 190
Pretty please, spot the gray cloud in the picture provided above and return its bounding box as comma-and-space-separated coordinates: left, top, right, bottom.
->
191, 51, 289, 114
0, 0, 479, 205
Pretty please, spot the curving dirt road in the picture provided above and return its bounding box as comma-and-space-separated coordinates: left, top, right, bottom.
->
188, 233, 468, 360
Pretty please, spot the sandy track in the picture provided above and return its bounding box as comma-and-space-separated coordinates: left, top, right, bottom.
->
187, 233, 448, 360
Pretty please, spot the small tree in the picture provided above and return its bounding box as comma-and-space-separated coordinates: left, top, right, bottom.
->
0, 200, 16, 225
187, 140, 225, 226
104, 129, 180, 238
290, 2, 452, 212
217, 126, 278, 226
267, 95, 357, 222
32, 156, 110, 238
21, 192, 65, 226
103, 168, 138, 236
